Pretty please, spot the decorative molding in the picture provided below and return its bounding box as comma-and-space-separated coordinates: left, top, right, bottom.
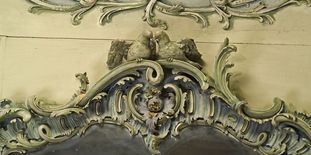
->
26, 0, 310, 29
0, 31, 310, 155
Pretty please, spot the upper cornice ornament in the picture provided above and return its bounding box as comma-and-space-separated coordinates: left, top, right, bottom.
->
26, 0, 310, 29
0, 31, 310, 155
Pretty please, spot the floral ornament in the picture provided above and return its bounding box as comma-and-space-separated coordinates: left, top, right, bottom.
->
26, 0, 310, 29
135, 86, 175, 134
0, 33, 310, 155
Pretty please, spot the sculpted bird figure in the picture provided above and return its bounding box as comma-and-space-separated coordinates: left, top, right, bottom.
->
106, 30, 154, 69
106, 40, 131, 69
127, 30, 154, 62
154, 31, 202, 69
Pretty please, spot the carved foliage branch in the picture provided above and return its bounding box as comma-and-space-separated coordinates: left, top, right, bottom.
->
26, 0, 310, 29
0, 33, 310, 155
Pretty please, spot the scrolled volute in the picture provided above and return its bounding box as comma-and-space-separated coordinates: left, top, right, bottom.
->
0, 31, 310, 155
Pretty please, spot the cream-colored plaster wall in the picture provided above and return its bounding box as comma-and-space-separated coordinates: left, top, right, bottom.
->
0, 0, 310, 113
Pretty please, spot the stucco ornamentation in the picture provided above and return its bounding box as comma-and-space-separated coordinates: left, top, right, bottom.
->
0, 31, 310, 155
26, 0, 310, 29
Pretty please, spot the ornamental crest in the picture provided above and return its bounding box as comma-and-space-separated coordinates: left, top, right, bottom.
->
0, 31, 310, 155
26, 0, 310, 29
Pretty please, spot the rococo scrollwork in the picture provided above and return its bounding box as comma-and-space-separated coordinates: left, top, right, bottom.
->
0, 31, 310, 155
26, 0, 310, 29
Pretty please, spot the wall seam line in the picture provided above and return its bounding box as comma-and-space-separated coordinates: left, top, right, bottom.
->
1, 35, 311, 47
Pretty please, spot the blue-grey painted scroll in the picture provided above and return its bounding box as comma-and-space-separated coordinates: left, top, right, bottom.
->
0, 31, 310, 155
26, 0, 310, 29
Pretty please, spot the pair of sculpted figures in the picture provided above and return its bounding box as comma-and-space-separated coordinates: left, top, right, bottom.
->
0, 31, 310, 155
107, 30, 203, 70
0, 0, 310, 154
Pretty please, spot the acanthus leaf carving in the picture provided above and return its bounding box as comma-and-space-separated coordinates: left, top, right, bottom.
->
0, 31, 310, 155
26, 0, 310, 29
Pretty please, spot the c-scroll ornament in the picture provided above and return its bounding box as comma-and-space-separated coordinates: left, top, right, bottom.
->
26, 0, 310, 30
0, 31, 310, 155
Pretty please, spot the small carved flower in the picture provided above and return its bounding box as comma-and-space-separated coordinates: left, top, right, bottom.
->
135, 88, 175, 133
147, 96, 163, 112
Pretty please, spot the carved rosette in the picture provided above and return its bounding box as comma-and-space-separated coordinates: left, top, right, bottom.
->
26, 0, 310, 29
0, 38, 310, 155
